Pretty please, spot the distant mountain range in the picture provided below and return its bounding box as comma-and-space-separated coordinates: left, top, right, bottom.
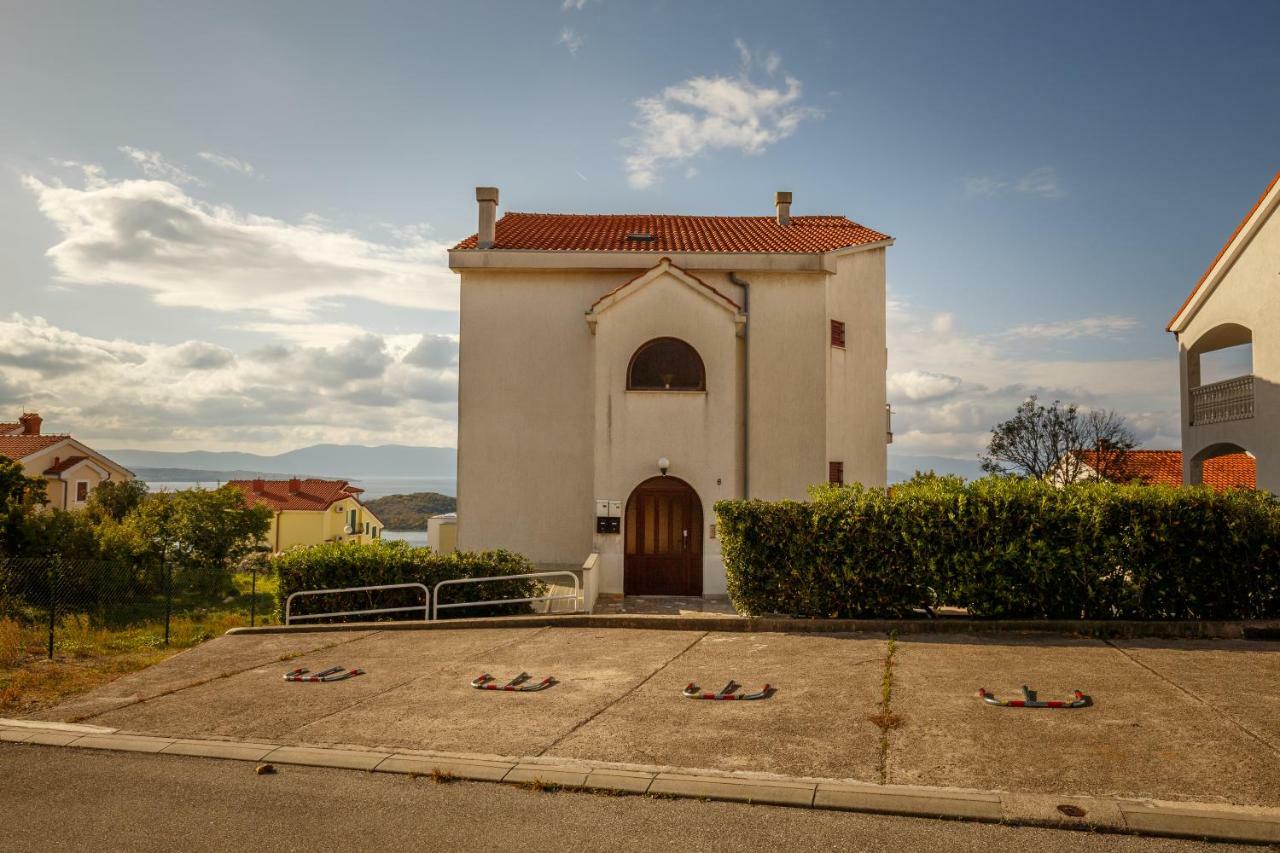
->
888, 454, 985, 483
105, 444, 975, 487
104, 444, 457, 480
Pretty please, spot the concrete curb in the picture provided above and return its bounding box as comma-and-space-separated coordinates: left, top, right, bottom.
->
2, 719, 1276, 844
225, 613, 1280, 641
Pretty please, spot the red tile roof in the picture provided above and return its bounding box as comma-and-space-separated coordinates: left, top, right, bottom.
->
43, 455, 88, 475
1169, 169, 1280, 331
0, 435, 69, 460
1078, 449, 1255, 490
227, 479, 364, 512
453, 213, 891, 254
0, 423, 20, 434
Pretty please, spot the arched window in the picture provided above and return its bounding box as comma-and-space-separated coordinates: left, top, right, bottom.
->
627, 337, 706, 391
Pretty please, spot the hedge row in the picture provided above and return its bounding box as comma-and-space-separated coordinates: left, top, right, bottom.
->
273, 541, 542, 622
715, 476, 1280, 620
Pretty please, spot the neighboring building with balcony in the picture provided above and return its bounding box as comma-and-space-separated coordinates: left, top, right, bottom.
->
227, 478, 384, 552
1168, 170, 1279, 492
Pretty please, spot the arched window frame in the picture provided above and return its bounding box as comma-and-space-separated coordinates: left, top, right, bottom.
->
626, 337, 707, 392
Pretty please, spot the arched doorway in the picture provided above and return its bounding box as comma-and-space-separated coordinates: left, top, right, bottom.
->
625, 476, 703, 596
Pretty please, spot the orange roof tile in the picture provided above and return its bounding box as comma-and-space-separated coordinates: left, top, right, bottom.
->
1077, 449, 1255, 491
226, 479, 364, 512
43, 455, 89, 475
0, 435, 69, 460
1168, 169, 1280, 331
453, 213, 890, 254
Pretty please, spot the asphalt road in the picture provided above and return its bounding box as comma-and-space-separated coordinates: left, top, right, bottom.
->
0, 744, 1252, 852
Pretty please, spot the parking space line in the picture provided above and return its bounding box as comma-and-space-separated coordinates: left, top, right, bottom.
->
1103, 640, 1278, 756
535, 630, 710, 757
68, 630, 385, 724
284, 627, 554, 738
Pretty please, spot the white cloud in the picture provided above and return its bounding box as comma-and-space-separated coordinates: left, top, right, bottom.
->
118, 146, 202, 186
624, 43, 820, 189
561, 0, 590, 9
0, 314, 459, 452
1004, 315, 1137, 340
886, 297, 1179, 462
964, 166, 1064, 200
888, 369, 963, 402
557, 27, 583, 55
23, 163, 458, 320
198, 151, 257, 177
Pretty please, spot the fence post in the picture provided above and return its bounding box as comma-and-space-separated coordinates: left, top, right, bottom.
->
163, 558, 172, 646
47, 554, 59, 660
250, 563, 257, 628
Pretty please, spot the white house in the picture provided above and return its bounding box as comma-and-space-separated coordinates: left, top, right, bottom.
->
1168, 169, 1280, 493
449, 188, 893, 598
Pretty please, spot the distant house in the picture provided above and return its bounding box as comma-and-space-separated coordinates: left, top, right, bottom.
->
0, 412, 134, 509
1168, 169, 1279, 492
1067, 449, 1255, 491
227, 478, 384, 552
449, 187, 893, 598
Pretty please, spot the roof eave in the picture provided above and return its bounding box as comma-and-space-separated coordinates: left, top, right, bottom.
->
448, 240, 893, 274
1168, 170, 1280, 335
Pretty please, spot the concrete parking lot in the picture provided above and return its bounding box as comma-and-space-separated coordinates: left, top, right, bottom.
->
29, 626, 1280, 807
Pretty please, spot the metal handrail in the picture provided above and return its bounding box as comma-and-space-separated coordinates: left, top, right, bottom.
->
432, 571, 581, 620
285, 583, 430, 625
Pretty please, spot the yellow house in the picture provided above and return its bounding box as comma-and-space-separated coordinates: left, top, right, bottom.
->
228, 478, 384, 552
0, 412, 134, 509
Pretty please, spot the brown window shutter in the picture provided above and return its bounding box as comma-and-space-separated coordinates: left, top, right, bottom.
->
830, 320, 845, 348
829, 461, 844, 485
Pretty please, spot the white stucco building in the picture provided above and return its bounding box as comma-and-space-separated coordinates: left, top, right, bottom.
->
449, 188, 893, 597
1168, 170, 1279, 493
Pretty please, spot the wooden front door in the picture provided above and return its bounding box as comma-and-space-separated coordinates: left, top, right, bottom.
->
624, 477, 703, 596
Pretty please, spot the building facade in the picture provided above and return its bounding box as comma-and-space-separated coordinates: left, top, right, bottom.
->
1168, 170, 1279, 493
450, 188, 892, 597
227, 478, 384, 552
0, 412, 134, 509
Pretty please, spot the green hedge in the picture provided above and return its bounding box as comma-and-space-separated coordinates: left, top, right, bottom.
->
716, 476, 1280, 620
272, 541, 543, 622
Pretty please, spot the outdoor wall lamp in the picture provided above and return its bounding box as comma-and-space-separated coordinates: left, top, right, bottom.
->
658, 457, 670, 475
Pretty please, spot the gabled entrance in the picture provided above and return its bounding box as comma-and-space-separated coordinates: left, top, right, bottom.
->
624, 476, 703, 596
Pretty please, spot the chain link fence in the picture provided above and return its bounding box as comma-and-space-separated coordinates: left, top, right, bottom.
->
0, 557, 272, 668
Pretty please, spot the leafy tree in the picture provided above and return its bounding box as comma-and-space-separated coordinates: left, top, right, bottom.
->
0, 454, 50, 556
979, 397, 1138, 480
125, 487, 271, 594
85, 479, 149, 524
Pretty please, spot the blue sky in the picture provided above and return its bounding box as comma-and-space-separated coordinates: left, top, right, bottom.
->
1, 1, 1277, 467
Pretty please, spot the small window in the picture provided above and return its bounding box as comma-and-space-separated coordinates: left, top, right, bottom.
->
829, 462, 844, 485
627, 337, 706, 391
75, 481, 89, 502
830, 320, 846, 349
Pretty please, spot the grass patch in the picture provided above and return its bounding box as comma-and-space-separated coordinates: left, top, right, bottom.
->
0, 571, 278, 717
868, 633, 899, 784
429, 768, 458, 784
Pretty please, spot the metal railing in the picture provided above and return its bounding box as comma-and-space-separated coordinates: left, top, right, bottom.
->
432, 571, 581, 621
284, 583, 430, 625
1190, 374, 1254, 425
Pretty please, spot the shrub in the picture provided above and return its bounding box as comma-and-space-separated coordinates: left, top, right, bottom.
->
716, 476, 1280, 620
272, 541, 543, 622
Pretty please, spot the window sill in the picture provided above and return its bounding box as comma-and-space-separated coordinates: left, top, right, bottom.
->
625, 389, 707, 395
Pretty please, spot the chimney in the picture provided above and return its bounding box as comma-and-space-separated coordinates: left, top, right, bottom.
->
18, 412, 42, 435
775, 191, 792, 226
252, 478, 265, 493
476, 186, 500, 249
288, 478, 302, 493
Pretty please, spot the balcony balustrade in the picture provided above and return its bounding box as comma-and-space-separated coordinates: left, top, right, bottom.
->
1190, 374, 1254, 425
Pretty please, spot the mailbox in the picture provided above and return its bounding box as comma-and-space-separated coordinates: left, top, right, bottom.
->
595, 498, 622, 534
